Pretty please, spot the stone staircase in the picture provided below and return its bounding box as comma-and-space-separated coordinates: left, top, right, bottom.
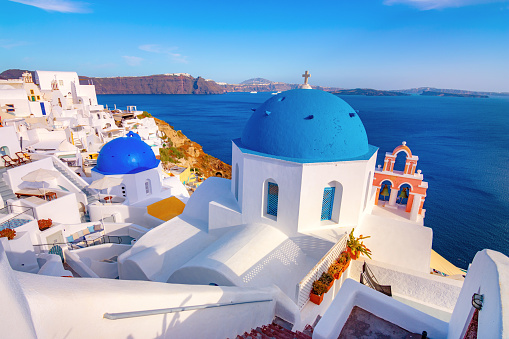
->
232, 323, 313, 339
73, 135, 84, 149
0, 168, 16, 204
51, 158, 98, 204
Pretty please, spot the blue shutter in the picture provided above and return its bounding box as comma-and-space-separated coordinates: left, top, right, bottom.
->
267, 182, 278, 216
321, 187, 335, 220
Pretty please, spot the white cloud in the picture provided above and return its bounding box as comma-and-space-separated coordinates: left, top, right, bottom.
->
9, 0, 91, 13
122, 56, 143, 67
0, 40, 28, 49
383, 0, 507, 10
139, 44, 188, 64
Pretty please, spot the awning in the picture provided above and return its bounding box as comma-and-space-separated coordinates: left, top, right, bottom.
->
430, 249, 466, 276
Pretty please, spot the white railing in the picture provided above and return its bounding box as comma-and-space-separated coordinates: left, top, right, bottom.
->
103, 299, 273, 320
296, 232, 348, 309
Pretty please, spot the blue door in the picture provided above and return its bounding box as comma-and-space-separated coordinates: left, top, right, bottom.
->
40, 102, 46, 116
321, 187, 335, 220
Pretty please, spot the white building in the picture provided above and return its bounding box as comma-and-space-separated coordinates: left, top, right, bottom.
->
0, 84, 508, 339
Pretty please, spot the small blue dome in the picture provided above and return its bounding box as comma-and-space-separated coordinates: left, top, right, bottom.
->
93, 133, 160, 175
240, 89, 370, 162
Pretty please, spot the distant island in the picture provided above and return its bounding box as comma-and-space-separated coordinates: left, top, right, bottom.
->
420, 90, 489, 98
1, 69, 508, 96
333, 88, 409, 96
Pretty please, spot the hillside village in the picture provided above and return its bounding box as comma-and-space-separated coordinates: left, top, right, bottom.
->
0, 70, 507, 339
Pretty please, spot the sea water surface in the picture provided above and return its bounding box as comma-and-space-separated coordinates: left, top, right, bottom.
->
98, 93, 509, 269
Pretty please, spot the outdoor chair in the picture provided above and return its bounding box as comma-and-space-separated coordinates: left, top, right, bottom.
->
2, 155, 18, 168
16, 152, 31, 163
360, 261, 392, 297
13, 153, 28, 165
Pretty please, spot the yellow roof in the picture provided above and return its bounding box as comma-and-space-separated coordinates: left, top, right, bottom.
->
147, 196, 185, 221
430, 249, 465, 276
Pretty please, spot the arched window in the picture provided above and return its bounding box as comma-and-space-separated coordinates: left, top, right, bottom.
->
144, 179, 152, 195
321, 187, 335, 220
363, 171, 372, 211
266, 181, 278, 218
234, 164, 239, 201
326, 181, 343, 222
0, 146, 9, 156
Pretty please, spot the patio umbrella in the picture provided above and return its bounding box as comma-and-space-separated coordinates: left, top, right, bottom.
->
88, 176, 123, 201
21, 168, 60, 200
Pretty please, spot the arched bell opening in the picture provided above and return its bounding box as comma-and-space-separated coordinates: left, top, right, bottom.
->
379, 180, 392, 202
397, 183, 412, 205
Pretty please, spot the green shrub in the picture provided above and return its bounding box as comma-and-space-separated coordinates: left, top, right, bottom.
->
312, 281, 327, 296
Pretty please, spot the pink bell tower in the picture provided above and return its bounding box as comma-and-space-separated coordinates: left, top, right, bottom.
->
373, 142, 428, 222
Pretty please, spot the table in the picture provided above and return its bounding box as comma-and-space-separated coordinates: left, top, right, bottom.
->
15, 189, 57, 201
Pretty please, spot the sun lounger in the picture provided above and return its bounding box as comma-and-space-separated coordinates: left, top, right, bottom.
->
16, 152, 31, 163
2, 155, 19, 168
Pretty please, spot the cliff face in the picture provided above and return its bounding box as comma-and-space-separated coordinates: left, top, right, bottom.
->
79, 75, 225, 95
151, 117, 232, 179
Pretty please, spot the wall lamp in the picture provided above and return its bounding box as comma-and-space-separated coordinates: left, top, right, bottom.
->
472, 293, 484, 310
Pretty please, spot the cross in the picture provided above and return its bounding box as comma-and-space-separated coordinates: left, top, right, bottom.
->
302, 71, 311, 85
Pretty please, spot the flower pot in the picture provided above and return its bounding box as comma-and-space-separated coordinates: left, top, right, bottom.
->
310, 292, 324, 305
347, 247, 360, 260
326, 280, 334, 292
333, 272, 341, 280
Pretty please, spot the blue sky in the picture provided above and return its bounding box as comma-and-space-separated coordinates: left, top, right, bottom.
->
1, 0, 508, 91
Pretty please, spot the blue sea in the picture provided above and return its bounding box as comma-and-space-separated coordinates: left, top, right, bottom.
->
98, 93, 509, 269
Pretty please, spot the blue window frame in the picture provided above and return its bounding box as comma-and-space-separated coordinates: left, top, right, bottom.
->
321, 187, 335, 220
267, 182, 279, 217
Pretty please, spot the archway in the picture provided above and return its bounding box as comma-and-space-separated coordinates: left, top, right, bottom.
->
0, 146, 9, 156
379, 180, 392, 203
393, 151, 407, 173
397, 183, 412, 206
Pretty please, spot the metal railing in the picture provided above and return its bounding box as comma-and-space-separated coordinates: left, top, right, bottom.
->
0, 204, 35, 230
296, 232, 348, 309
33, 234, 130, 252
103, 299, 273, 320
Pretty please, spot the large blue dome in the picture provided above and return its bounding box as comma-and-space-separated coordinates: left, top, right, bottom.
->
239, 89, 371, 162
93, 132, 160, 175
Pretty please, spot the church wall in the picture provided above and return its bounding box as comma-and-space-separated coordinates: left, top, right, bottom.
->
231, 142, 244, 205
240, 152, 303, 236
112, 167, 162, 205
298, 158, 374, 231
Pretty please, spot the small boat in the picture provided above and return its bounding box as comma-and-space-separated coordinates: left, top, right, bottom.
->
250, 91, 257, 94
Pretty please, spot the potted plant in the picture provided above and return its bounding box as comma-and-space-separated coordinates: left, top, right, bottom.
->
319, 272, 334, 292
37, 218, 53, 231
328, 263, 342, 280
340, 251, 352, 271
346, 229, 372, 260
310, 280, 327, 305
0, 228, 16, 240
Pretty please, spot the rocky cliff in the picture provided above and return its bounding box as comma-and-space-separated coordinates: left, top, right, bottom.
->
148, 115, 231, 179
79, 74, 225, 95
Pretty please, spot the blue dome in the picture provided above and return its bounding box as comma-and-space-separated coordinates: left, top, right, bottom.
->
240, 89, 370, 162
93, 133, 160, 175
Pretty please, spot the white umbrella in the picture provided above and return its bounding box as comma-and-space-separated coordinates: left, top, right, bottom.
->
21, 168, 60, 200
88, 176, 123, 190
21, 168, 60, 182
58, 140, 78, 152
89, 176, 123, 202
